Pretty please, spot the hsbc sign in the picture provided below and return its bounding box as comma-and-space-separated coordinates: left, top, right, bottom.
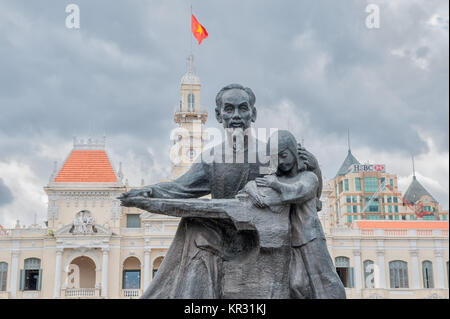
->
352, 164, 386, 173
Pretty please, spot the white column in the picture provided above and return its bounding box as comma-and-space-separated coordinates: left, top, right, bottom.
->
353, 250, 362, 294
410, 249, 420, 289
376, 250, 386, 289
435, 249, 445, 289
143, 248, 151, 290
9, 251, 19, 299
53, 249, 63, 298
101, 248, 109, 298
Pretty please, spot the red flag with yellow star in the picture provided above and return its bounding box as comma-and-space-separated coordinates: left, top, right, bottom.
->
191, 14, 208, 44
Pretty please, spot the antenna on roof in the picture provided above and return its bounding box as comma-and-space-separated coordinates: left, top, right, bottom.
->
347, 128, 351, 152
412, 155, 416, 179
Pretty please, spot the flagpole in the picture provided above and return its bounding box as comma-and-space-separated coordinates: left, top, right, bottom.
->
190, 4, 193, 56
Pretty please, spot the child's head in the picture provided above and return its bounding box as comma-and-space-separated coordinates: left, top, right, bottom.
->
267, 130, 306, 176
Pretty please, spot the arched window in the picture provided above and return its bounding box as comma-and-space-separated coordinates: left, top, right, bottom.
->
389, 260, 408, 288
21, 258, 42, 291
122, 257, 141, 290
0, 262, 7, 291
335, 256, 354, 288
363, 260, 375, 288
188, 93, 195, 112
422, 261, 434, 288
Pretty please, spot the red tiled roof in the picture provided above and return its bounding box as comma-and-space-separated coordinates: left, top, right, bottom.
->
355, 220, 449, 230
54, 150, 117, 183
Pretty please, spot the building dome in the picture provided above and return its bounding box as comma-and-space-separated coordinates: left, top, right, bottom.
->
180, 72, 201, 85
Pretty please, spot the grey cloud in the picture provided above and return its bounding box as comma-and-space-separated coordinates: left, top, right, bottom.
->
0, 0, 448, 224
0, 178, 14, 206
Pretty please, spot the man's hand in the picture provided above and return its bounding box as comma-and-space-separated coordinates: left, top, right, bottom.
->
297, 144, 318, 171
117, 188, 153, 207
255, 175, 281, 192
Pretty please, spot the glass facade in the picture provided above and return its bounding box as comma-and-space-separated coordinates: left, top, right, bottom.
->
364, 177, 378, 192
355, 178, 361, 191
365, 196, 379, 212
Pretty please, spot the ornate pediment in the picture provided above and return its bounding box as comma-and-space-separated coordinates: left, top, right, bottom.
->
54, 211, 112, 237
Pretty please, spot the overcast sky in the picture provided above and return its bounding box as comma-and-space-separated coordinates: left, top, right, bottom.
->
0, 0, 448, 227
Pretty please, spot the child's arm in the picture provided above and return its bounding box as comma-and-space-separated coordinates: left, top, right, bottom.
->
255, 172, 318, 205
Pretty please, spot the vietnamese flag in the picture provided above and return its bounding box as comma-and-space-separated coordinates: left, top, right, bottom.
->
191, 14, 208, 44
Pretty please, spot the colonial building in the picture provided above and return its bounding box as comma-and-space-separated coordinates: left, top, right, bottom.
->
0, 55, 207, 299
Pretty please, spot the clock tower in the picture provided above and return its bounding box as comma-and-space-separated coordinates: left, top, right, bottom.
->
171, 55, 208, 178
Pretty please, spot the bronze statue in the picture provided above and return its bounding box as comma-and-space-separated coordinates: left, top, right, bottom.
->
119, 84, 343, 298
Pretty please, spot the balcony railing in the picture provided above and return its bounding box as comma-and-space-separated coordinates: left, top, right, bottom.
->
64, 288, 100, 298
121, 289, 141, 298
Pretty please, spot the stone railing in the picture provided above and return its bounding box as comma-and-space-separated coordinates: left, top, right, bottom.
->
416, 230, 433, 237
64, 288, 100, 298
329, 228, 448, 238
383, 230, 408, 237
121, 289, 142, 298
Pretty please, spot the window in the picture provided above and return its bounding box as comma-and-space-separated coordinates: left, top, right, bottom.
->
344, 179, 349, 191
364, 177, 378, 192
393, 196, 398, 203
388, 206, 392, 213
422, 261, 434, 288
380, 177, 386, 190
347, 215, 352, 223
390, 179, 394, 190
20, 258, 42, 291
387, 196, 392, 203
394, 206, 398, 213
122, 257, 141, 289
339, 181, 343, 193
363, 260, 375, 288
0, 262, 7, 291
126, 214, 141, 228
365, 196, 379, 212
346, 196, 351, 203
187, 93, 195, 111
335, 257, 354, 288
389, 261, 409, 288
353, 205, 358, 213
347, 206, 351, 213
352, 196, 357, 203
355, 178, 361, 191
123, 270, 140, 289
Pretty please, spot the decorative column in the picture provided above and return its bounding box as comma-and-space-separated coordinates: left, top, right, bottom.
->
409, 248, 420, 289
376, 249, 386, 289
101, 248, 109, 298
53, 248, 63, 298
435, 249, 445, 289
143, 248, 151, 291
353, 249, 362, 295
10, 251, 20, 299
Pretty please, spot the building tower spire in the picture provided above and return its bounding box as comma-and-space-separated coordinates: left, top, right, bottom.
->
412, 155, 416, 180
347, 128, 351, 153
